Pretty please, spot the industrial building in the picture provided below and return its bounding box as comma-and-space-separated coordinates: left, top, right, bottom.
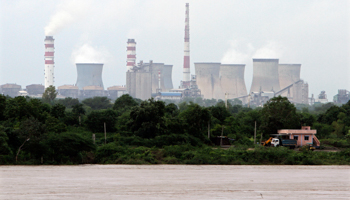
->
75, 63, 104, 90
57, 85, 79, 98
194, 62, 221, 99
250, 59, 281, 93
333, 89, 350, 104
26, 84, 44, 96
82, 86, 104, 98
220, 64, 247, 98
0, 84, 21, 97
107, 86, 127, 100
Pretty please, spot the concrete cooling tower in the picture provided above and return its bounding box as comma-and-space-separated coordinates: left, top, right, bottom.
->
75, 63, 104, 90
250, 59, 280, 93
195, 62, 222, 99
163, 65, 173, 92
150, 63, 165, 93
278, 64, 301, 89
220, 64, 247, 98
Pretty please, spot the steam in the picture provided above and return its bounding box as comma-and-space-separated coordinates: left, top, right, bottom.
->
71, 43, 111, 64
221, 40, 283, 63
221, 40, 254, 64
253, 41, 283, 58
44, 0, 91, 36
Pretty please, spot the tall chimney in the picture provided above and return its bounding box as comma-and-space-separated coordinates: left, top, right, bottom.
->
182, 3, 190, 87
44, 36, 55, 88
127, 39, 136, 72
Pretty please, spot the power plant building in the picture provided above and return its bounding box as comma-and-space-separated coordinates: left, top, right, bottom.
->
250, 59, 280, 93
107, 86, 127, 100
26, 84, 44, 96
194, 62, 221, 99
0, 84, 21, 97
82, 86, 104, 98
75, 63, 104, 90
58, 85, 79, 98
219, 64, 247, 98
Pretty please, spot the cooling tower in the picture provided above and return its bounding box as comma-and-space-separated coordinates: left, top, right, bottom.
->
250, 59, 280, 93
75, 63, 104, 90
163, 65, 173, 92
150, 63, 165, 93
278, 64, 301, 89
220, 64, 247, 98
194, 62, 221, 99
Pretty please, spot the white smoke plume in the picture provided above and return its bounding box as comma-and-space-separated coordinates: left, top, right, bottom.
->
221, 40, 254, 64
71, 43, 111, 64
253, 41, 283, 58
44, 0, 92, 36
221, 40, 283, 63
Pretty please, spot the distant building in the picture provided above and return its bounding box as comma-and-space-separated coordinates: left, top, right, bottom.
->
82, 86, 105, 99
58, 85, 79, 98
107, 85, 127, 100
278, 126, 320, 147
0, 83, 21, 97
333, 89, 350, 104
26, 84, 45, 96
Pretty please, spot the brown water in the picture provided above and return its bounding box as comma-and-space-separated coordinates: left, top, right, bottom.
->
1, 165, 349, 199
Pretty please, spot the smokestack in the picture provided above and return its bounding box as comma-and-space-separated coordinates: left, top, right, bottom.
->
182, 3, 190, 87
158, 70, 161, 92
44, 36, 55, 88
127, 39, 136, 72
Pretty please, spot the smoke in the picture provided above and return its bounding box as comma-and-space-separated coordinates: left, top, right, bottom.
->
221, 40, 283, 63
221, 40, 254, 64
44, 0, 92, 36
253, 41, 283, 58
71, 43, 111, 64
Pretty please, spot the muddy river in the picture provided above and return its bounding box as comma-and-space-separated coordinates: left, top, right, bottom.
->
1, 165, 349, 199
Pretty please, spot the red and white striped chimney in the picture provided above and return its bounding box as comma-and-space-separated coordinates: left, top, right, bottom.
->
44, 36, 55, 88
127, 39, 136, 72
182, 3, 190, 87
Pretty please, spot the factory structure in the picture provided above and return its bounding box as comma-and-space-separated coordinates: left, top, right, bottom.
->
2, 3, 349, 107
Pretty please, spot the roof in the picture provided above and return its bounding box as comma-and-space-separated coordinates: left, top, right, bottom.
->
160, 92, 182, 97
83, 86, 103, 90
107, 86, 127, 91
1, 84, 21, 89
58, 85, 78, 90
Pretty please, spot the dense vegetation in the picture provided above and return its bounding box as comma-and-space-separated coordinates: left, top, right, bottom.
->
0, 90, 349, 165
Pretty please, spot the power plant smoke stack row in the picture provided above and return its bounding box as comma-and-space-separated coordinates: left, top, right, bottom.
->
220, 64, 247, 98
126, 39, 136, 71
250, 59, 280, 93
182, 3, 190, 87
44, 36, 55, 88
75, 63, 104, 90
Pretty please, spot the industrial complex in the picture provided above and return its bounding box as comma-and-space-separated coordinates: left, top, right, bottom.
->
1, 3, 348, 106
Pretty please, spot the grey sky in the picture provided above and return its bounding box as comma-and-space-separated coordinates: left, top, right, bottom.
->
1, 0, 349, 99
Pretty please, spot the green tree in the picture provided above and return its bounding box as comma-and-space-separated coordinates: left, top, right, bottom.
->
128, 99, 166, 138
0, 126, 12, 157
42, 85, 57, 105
82, 96, 112, 110
113, 94, 139, 113
86, 109, 118, 133
50, 104, 66, 119
0, 95, 6, 121
57, 97, 79, 108
260, 96, 300, 136
179, 103, 211, 139
15, 117, 46, 162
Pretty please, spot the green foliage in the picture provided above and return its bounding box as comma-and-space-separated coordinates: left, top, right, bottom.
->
45, 115, 67, 133
42, 85, 57, 104
260, 96, 300, 136
50, 104, 66, 119
113, 94, 139, 113
129, 99, 166, 138
86, 109, 118, 133
82, 96, 112, 110
56, 97, 79, 108
0, 95, 6, 121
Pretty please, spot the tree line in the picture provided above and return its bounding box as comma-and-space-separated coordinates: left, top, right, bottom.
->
0, 88, 349, 165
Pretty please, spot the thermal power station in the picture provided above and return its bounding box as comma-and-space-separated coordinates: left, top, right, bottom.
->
163, 65, 174, 91
44, 36, 55, 88
75, 63, 104, 90
182, 3, 191, 88
220, 64, 247, 98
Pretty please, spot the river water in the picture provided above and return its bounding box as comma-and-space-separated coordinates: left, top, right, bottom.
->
1, 165, 349, 199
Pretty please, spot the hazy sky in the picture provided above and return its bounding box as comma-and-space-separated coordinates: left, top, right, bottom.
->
1, 0, 349, 99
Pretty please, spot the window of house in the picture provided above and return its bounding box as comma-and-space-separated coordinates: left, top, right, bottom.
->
294, 136, 298, 140
304, 136, 309, 141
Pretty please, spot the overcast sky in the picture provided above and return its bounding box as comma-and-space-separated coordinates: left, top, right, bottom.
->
0, 0, 349, 99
